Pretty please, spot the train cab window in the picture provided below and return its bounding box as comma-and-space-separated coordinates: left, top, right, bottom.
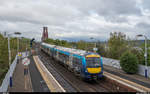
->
86, 57, 101, 68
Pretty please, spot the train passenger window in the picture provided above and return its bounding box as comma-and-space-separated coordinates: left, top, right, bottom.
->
73, 57, 82, 66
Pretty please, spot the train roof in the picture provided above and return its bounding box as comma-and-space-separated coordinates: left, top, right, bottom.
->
41, 42, 89, 56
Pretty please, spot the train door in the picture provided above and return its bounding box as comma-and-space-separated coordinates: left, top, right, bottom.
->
68, 54, 73, 69
56, 50, 59, 60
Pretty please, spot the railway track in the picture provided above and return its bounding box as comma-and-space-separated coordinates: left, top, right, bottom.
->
38, 53, 77, 92
33, 45, 140, 92
32, 43, 148, 92
38, 50, 109, 92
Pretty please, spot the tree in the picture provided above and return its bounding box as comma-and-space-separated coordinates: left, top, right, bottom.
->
120, 51, 138, 74
108, 32, 128, 59
76, 40, 87, 50
140, 43, 150, 66
0, 35, 8, 68
97, 41, 108, 57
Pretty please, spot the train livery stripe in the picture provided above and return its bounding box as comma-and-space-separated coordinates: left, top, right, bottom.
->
43, 43, 83, 60
86, 55, 100, 58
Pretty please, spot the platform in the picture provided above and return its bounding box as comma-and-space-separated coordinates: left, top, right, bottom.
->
7, 58, 32, 92
104, 65, 150, 92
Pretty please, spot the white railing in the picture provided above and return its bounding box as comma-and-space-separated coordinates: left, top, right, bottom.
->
138, 64, 150, 78
0, 51, 29, 92
0, 55, 17, 92
102, 57, 121, 69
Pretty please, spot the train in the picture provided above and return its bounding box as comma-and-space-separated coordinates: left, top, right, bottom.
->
40, 42, 103, 80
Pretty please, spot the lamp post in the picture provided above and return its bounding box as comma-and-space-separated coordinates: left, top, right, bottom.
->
7, 34, 13, 87
14, 32, 21, 54
136, 34, 148, 78
7, 34, 11, 72
90, 37, 97, 53
6, 32, 21, 87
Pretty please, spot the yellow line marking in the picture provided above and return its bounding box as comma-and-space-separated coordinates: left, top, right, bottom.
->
104, 71, 150, 92
33, 56, 66, 92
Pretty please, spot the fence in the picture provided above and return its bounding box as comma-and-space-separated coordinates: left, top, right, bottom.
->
0, 52, 29, 92
102, 57, 121, 69
0, 55, 17, 92
102, 57, 150, 78
138, 64, 150, 78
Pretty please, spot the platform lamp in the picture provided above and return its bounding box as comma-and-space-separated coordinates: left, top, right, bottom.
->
7, 32, 21, 87
14, 32, 21, 55
136, 34, 148, 78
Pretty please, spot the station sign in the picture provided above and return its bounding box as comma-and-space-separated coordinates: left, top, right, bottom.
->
22, 58, 30, 66
18, 52, 22, 57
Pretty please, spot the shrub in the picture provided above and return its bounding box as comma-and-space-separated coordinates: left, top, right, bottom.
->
130, 48, 145, 65
120, 51, 138, 74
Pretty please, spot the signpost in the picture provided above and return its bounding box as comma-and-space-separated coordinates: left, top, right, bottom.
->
17, 52, 22, 64
18, 52, 22, 57
22, 57, 30, 90
22, 58, 30, 66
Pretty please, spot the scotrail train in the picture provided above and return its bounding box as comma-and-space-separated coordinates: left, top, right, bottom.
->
40, 42, 103, 80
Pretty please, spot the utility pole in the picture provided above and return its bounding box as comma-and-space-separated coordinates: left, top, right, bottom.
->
7, 34, 13, 87
145, 36, 148, 78
14, 32, 21, 62
8, 34, 11, 70
17, 37, 19, 53
136, 34, 148, 78
5, 32, 21, 87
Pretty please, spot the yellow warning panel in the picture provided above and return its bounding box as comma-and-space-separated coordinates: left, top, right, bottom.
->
87, 67, 101, 74
86, 54, 100, 58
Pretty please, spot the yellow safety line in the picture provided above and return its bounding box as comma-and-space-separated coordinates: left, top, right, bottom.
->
33, 56, 65, 92
104, 71, 150, 92
36, 56, 66, 92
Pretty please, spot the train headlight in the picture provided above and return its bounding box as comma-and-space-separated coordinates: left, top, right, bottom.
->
85, 70, 88, 73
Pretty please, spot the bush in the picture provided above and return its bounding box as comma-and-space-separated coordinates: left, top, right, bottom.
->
120, 51, 138, 74
130, 48, 145, 65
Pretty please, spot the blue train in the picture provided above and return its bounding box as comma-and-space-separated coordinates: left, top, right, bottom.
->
40, 42, 103, 80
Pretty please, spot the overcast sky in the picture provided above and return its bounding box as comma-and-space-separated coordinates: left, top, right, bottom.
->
0, 0, 150, 41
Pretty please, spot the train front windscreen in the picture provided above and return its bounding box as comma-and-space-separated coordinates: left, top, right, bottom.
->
86, 57, 101, 68
85, 54, 102, 74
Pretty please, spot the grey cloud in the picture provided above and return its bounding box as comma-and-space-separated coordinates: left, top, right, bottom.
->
136, 22, 150, 29
62, 0, 141, 16
0, 0, 149, 41
105, 16, 128, 23
140, 0, 150, 10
